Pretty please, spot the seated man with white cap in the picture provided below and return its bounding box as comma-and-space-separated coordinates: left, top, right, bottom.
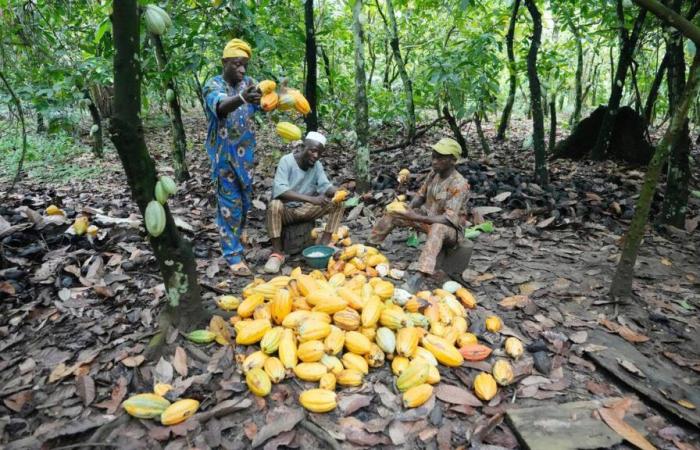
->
264, 131, 344, 273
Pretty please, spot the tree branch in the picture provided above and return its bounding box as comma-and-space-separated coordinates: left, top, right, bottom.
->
631, 0, 700, 45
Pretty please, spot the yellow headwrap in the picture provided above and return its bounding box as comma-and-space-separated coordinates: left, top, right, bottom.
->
223, 39, 252, 59
431, 138, 461, 158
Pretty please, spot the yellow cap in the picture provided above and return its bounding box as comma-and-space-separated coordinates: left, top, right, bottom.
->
223, 39, 252, 59
431, 138, 461, 158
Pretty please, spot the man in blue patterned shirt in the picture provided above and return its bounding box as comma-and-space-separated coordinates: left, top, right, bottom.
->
202, 39, 262, 276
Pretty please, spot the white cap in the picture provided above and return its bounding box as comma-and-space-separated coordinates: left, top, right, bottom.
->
305, 131, 327, 146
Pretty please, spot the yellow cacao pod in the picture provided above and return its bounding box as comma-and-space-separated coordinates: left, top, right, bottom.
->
308, 311, 332, 323
260, 326, 284, 354
392, 356, 410, 376
386, 200, 407, 213
293, 297, 311, 311
242, 351, 268, 374
253, 304, 272, 321
312, 295, 348, 314
332, 190, 348, 204
321, 354, 344, 375
236, 319, 271, 345
293, 362, 328, 381
324, 326, 345, 355
258, 80, 277, 95
456, 288, 477, 309
474, 372, 498, 401
380, 308, 407, 330
296, 275, 319, 297
443, 295, 466, 318
251, 283, 279, 299
342, 352, 369, 374
492, 359, 514, 386
333, 308, 361, 331
375, 327, 396, 354
298, 320, 331, 342
402, 383, 433, 408
270, 288, 292, 324
396, 327, 422, 358
46, 204, 64, 216
297, 340, 325, 362
299, 388, 337, 413
73, 216, 89, 236
412, 346, 438, 366
276, 121, 302, 142
373, 280, 395, 299
396, 360, 430, 392
442, 326, 460, 346
246, 368, 272, 397
485, 316, 503, 333
160, 399, 199, 426
365, 344, 385, 368
406, 313, 430, 329
504, 337, 524, 359
336, 369, 364, 387
421, 334, 464, 367
404, 298, 426, 314
437, 303, 452, 325
237, 293, 265, 318
319, 373, 336, 391
87, 225, 99, 236
263, 357, 286, 384
289, 89, 311, 115
145, 200, 166, 237
261, 92, 279, 111
344, 331, 371, 355
306, 289, 336, 306
361, 297, 383, 327
122, 393, 171, 419
278, 328, 298, 369
216, 295, 240, 311
278, 93, 297, 112
457, 332, 478, 348
426, 365, 441, 384
282, 310, 310, 329
452, 316, 468, 335
360, 326, 376, 341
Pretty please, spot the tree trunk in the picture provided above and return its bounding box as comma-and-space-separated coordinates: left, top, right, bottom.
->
568, 17, 584, 126
0, 70, 27, 190
443, 105, 468, 157
611, 53, 700, 299
150, 32, 190, 181
193, 73, 207, 119
84, 90, 104, 158
112, 0, 205, 336
383, 0, 416, 141
352, 0, 371, 192
590, 4, 647, 159
474, 111, 491, 155
304, 0, 319, 131
319, 46, 334, 97
524, 0, 548, 186
496, 0, 520, 140
643, 53, 669, 125
660, 0, 691, 227
383, 38, 391, 90
548, 94, 557, 153
36, 111, 46, 133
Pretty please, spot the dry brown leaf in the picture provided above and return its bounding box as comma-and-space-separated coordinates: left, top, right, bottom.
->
617, 358, 646, 378
338, 394, 373, 416
660, 257, 672, 267
597, 406, 656, 450
3, 390, 32, 412
435, 384, 483, 407
677, 399, 695, 410
48, 363, 73, 383
121, 355, 145, 367
75, 374, 95, 406
173, 347, 188, 378
94, 376, 127, 414
498, 295, 530, 310
209, 315, 232, 345
536, 216, 556, 228
617, 326, 649, 344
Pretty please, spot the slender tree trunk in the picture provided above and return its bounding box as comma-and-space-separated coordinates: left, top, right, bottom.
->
0, 70, 27, 190
611, 53, 700, 299
193, 73, 207, 118
497, 0, 520, 140
319, 46, 334, 97
474, 111, 491, 155
84, 90, 104, 158
630, 61, 644, 114
36, 111, 46, 133
524, 0, 548, 185
150, 33, 190, 181
304, 0, 319, 131
352, 0, 370, 192
112, 0, 205, 337
660, 0, 691, 227
382, 0, 416, 141
548, 94, 557, 153
643, 53, 669, 125
568, 18, 583, 126
443, 105, 467, 156
591, 4, 647, 159
383, 38, 391, 90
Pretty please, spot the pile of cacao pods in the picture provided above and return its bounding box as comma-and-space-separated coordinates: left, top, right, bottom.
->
45, 205, 99, 238
186, 248, 524, 414
121, 384, 200, 426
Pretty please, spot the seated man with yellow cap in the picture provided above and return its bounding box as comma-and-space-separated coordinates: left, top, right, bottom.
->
369, 138, 470, 291
202, 38, 263, 276
264, 131, 344, 274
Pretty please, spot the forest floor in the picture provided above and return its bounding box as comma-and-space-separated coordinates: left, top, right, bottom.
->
1, 112, 699, 450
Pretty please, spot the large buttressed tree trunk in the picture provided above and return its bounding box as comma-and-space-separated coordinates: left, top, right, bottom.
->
524, 0, 548, 186
150, 33, 190, 181
304, 0, 319, 131
590, 1, 646, 160
111, 0, 205, 338
352, 0, 371, 192
496, 0, 520, 140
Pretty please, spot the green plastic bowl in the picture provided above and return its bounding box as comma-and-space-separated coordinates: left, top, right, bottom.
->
302, 245, 334, 269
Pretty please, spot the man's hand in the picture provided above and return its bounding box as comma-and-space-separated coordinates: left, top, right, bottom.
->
308, 195, 331, 206
242, 84, 261, 104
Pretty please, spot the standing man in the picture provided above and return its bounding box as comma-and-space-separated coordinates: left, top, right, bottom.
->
203, 39, 262, 276
369, 138, 470, 291
264, 132, 344, 273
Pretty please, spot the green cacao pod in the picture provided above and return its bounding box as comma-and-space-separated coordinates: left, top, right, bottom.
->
144, 6, 167, 35
145, 200, 166, 237
187, 329, 216, 344
149, 5, 172, 27
122, 393, 171, 419
159, 176, 177, 195
90, 124, 99, 135
155, 181, 169, 205
165, 89, 175, 102
276, 122, 302, 142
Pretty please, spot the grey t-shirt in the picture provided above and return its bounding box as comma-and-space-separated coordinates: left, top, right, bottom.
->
272, 153, 333, 207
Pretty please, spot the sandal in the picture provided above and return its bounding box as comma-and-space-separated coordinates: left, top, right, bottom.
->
230, 262, 253, 277
264, 253, 286, 274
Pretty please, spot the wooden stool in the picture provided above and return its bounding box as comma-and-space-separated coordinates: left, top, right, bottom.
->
435, 239, 473, 282
282, 221, 316, 255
